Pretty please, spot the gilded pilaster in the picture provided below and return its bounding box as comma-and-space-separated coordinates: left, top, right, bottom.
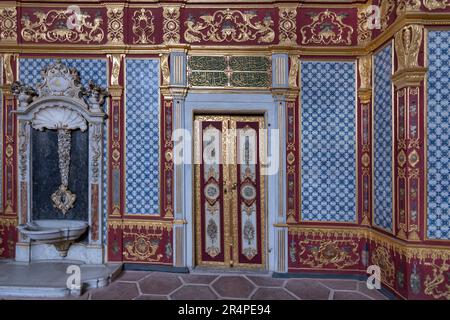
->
358, 55, 372, 226
106, 54, 124, 262
392, 25, 426, 242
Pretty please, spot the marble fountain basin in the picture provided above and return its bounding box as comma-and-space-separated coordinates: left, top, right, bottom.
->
18, 220, 88, 244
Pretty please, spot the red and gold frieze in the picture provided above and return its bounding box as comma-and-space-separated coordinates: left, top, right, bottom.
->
289, 226, 450, 299
298, 8, 357, 46
108, 219, 173, 265
19, 7, 107, 44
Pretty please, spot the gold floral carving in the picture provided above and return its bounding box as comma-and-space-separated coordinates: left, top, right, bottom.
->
0, 217, 18, 228
108, 54, 122, 86
279, 7, 297, 44
123, 232, 163, 262
107, 7, 124, 44
2, 53, 14, 84
132, 8, 155, 44
288, 55, 299, 88
424, 0, 450, 10
290, 226, 450, 263
424, 260, 450, 300
380, 0, 395, 31
298, 239, 360, 269
395, 25, 423, 71
397, 0, 422, 14
184, 8, 275, 44
160, 53, 170, 86
21, 10, 104, 43
300, 10, 354, 45
357, 5, 372, 46
371, 246, 395, 286
358, 55, 372, 90
0, 7, 17, 42
163, 7, 180, 44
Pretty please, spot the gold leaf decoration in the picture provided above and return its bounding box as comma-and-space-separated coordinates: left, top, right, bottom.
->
424, 260, 450, 300
397, 0, 421, 15
21, 9, 104, 43
132, 8, 155, 44
160, 53, 170, 86
123, 232, 163, 262
298, 239, 360, 269
278, 7, 297, 44
163, 7, 180, 44
300, 10, 354, 45
357, 5, 372, 46
371, 246, 395, 286
424, 0, 450, 10
184, 8, 275, 44
107, 7, 124, 44
380, 0, 395, 31
394, 24, 423, 71
358, 55, 372, 90
288, 55, 299, 88
0, 7, 17, 42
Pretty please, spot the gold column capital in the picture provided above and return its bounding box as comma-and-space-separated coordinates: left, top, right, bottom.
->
392, 67, 428, 89
358, 88, 372, 104
108, 85, 123, 99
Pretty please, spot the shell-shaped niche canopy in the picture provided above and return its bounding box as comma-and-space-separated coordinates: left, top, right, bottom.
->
32, 106, 88, 132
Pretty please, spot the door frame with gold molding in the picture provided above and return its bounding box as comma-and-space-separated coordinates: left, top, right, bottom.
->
173, 93, 285, 272
194, 115, 266, 269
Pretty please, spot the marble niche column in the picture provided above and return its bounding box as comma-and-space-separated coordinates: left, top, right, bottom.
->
165, 50, 188, 269
271, 53, 296, 273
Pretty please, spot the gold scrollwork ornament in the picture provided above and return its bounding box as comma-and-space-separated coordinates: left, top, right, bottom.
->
357, 5, 372, 46
132, 8, 155, 44
184, 8, 275, 44
424, 260, 450, 300
424, 0, 450, 10
298, 239, 360, 269
278, 7, 297, 44
21, 10, 104, 43
300, 10, 354, 45
0, 7, 17, 42
107, 7, 124, 44
397, 0, 422, 14
163, 7, 180, 44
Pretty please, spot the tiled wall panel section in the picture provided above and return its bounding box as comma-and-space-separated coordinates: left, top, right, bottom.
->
300, 61, 356, 222
373, 44, 393, 231
19, 58, 106, 87
125, 59, 160, 215
427, 31, 450, 240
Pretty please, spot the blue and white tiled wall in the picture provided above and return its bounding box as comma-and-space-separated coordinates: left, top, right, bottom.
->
373, 44, 393, 232
300, 61, 356, 222
124, 58, 160, 215
427, 30, 450, 240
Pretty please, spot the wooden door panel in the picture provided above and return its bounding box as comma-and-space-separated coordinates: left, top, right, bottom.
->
194, 115, 265, 269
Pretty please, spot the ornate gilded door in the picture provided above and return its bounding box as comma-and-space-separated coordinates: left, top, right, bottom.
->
194, 115, 266, 269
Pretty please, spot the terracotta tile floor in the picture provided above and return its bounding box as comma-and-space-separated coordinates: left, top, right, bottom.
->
80, 271, 389, 300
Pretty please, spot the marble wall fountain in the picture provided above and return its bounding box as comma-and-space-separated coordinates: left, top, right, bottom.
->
12, 60, 108, 264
